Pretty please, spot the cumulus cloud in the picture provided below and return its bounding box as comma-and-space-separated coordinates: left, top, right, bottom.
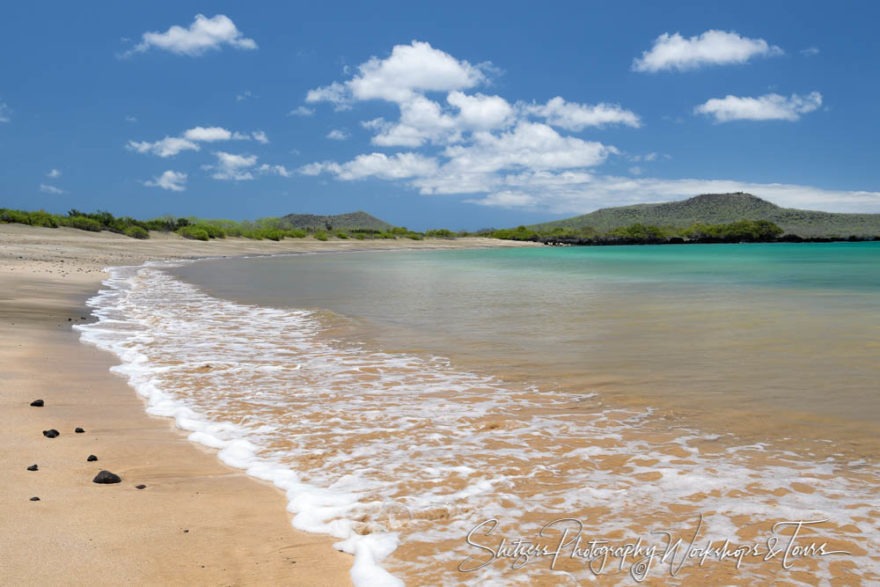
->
447, 92, 515, 130
258, 164, 291, 177
46, 168, 62, 179
306, 40, 488, 116
145, 170, 187, 191
300, 41, 649, 208
633, 30, 783, 72
206, 151, 258, 180
348, 40, 486, 103
39, 184, 65, 195
302, 152, 439, 181
183, 126, 233, 142
288, 106, 315, 117
326, 129, 349, 141
524, 97, 640, 130
127, 136, 200, 158
695, 92, 822, 122
127, 14, 257, 57
129, 126, 267, 157
0, 101, 11, 122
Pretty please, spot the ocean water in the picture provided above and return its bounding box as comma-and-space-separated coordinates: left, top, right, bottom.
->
77, 243, 880, 585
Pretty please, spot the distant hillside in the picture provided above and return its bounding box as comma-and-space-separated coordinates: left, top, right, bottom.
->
280, 211, 394, 232
531, 193, 880, 237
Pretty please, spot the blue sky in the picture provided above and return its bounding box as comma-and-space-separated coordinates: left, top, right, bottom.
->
2, 1, 879, 230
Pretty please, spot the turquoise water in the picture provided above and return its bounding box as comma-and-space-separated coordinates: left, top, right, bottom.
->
173, 242, 880, 452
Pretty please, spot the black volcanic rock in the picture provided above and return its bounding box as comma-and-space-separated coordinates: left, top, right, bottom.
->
30, 399, 44, 407
135, 484, 146, 490
87, 455, 98, 462
27, 464, 38, 471
42, 429, 60, 438
30, 496, 40, 502
93, 470, 122, 484
74, 427, 85, 433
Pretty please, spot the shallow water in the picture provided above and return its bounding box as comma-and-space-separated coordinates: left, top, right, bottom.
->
77, 243, 880, 585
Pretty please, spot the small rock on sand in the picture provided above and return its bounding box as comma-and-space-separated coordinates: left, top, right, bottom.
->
30, 497, 40, 502
93, 470, 122, 484
27, 464, 38, 471
74, 427, 85, 433
42, 429, 60, 438
135, 484, 146, 490
87, 455, 98, 462
30, 399, 44, 407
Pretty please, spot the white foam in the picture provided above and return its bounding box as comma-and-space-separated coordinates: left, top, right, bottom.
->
74, 262, 880, 585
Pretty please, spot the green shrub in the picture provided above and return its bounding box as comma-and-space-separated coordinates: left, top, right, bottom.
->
177, 226, 210, 241
124, 225, 150, 239
313, 230, 329, 241
27, 210, 60, 228
63, 216, 103, 232
0, 209, 30, 224
426, 228, 454, 238
334, 231, 350, 239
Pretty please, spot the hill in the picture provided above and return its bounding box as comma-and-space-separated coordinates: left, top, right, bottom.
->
280, 211, 394, 232
531, 193, 880, 238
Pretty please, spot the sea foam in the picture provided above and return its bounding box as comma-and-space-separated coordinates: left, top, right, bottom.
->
76, 262, 880, 585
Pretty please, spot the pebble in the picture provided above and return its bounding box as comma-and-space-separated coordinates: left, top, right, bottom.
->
30, 399, 44, 407
43, 429, 60, 438
27, 464, 38, 471
93, 470, 122, 484
87, 455, 98, 462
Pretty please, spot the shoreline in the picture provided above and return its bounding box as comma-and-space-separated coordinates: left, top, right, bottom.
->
0, 225, 537, 585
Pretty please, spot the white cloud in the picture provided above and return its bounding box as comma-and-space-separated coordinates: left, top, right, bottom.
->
129, 14, 257, 57
129, 125, 267, 158
47, 168, 62, 179
348, 40, 486, 103
206, 151, 258, 180
0, 102, 10, 123
127, 136, 200, 157
370, 95, 461, 147
289, 105, 315, 117
326, 129, 349, 141
307, 40, 487, 110
633, 30, 783, 72
183, 126, 233, 142
305, 82, 351, 110
125, 115, 138, 123
447, 92, 514, 130
39, 184, 65, 195
302, 153, 439, 181
442, 122, 613, 175
258, 164, 291, 178
801, 47, 820, 57
144, 170, 187, 191
695, 92, 822, 122
524, 96, 640, 130
236, 90, 254, 101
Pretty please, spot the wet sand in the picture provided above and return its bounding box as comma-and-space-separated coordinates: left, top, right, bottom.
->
0, 224, 535, 585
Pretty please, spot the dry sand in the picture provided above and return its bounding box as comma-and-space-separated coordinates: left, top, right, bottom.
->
0, 224, 537, 586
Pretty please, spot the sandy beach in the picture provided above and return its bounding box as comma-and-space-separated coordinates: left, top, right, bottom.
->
0, 224, 535, 586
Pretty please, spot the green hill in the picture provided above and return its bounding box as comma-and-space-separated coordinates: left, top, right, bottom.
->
531, 193, 880, 238
280, 211, 394, 232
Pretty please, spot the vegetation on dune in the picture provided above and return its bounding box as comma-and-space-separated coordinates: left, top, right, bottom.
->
0, 207, 463, 242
